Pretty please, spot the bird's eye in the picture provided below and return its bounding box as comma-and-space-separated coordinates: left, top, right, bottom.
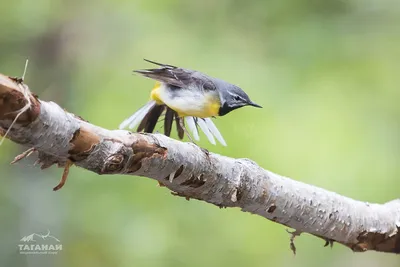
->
234, 95, 241, 101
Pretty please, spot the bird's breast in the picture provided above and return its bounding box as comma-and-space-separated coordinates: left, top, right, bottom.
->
150, 83, 220, 118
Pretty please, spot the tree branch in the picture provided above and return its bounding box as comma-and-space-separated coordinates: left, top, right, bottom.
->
1, 73, 399, 254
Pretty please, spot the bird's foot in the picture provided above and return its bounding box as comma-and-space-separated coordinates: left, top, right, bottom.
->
200, 147, 209, 157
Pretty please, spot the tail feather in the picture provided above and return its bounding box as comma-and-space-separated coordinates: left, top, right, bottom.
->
133, 68, 184, 88
143, 59, 177, 69
133, 58, 177, 83
133, 59, 190, 88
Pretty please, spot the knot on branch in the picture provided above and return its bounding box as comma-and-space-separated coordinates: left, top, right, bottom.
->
103, 154, 126, 173
128, 138, 167, 173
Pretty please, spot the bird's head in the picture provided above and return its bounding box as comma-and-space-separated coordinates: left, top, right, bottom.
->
218, 84, 262, 116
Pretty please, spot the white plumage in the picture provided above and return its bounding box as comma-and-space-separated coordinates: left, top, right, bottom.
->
119, 101, 157, 130
119, 83, 227, 146
185, 116, 200, 141
196, 118, 216, 145
204, 118, 227, 146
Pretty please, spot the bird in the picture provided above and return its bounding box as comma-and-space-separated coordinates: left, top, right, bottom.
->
119, 59, 262, 146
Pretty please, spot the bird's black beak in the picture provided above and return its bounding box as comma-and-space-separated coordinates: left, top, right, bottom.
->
248, 101, 262, 108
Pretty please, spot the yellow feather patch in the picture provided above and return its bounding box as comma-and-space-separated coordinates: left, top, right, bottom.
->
150, 82, 221, 117
150, 82, 163, 104
205, 97, 221, 117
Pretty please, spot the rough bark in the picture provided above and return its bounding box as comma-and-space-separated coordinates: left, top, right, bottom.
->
1, 74, 399, 254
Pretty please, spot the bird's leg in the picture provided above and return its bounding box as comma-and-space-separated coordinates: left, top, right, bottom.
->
179, 117, 195, 143
179, 117, 209, 156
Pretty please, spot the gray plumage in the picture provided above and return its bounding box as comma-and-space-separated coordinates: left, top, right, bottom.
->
134, 59, 261, 116
119, 59, 262, 146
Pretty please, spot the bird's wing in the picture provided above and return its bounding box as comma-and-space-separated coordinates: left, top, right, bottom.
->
175, 114, 185, 139
137, 104, 165, 133
119, 100, 157, 129
197, 118, 216, 145
185, 116, 200, 141
204, 118, 227, 146
164, 107, 175, 136
134, 60, 216, 91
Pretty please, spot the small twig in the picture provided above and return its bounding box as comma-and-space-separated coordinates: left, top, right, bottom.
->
287, 229, 302, 255
21, 59, 29, 81
0, 59, 31, 146
324, 238, 334, 248
171, 191, 191, 201
53, 159, 73, 191
11, 147, 36, 164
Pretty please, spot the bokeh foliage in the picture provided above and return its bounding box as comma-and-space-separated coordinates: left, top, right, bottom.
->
1, 0, 399, 266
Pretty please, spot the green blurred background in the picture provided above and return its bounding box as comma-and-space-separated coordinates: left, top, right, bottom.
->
1, 0, 399, 266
